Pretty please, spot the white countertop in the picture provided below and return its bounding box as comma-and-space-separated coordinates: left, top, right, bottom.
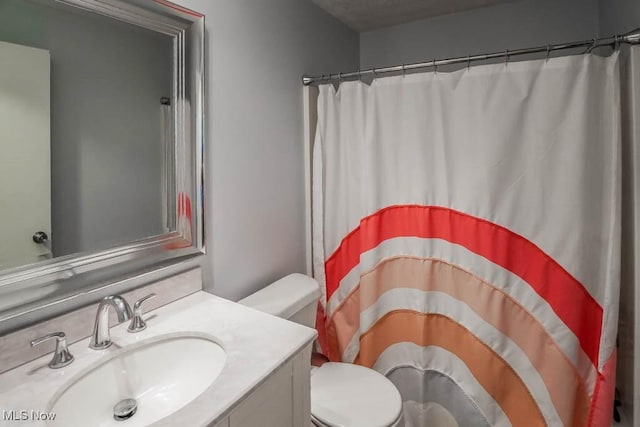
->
0, 291, 317, 426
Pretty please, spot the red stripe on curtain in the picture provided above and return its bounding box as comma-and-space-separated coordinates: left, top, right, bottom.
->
323, 205, 603, 367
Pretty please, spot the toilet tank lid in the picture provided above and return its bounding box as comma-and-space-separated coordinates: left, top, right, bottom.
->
238, 273, 321, 320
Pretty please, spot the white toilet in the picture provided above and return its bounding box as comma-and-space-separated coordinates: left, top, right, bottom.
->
239, 274, 403, 427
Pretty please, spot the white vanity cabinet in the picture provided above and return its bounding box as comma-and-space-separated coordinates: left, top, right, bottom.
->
211, 345, 312, 427
0, 292, 317, 427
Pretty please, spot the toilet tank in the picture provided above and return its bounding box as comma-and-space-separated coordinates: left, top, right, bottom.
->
238, 273, 321, 328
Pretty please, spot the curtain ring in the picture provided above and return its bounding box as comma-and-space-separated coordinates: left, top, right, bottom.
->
402, 64, 406, 77
432, 58, 437, 74
504, 49, 509, 65
546, 45, 551, 62
467, 55, 471, 70
338, 72, 342, 84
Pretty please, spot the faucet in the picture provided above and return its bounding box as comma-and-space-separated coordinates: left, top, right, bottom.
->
89, 295, 132, 350
31, 332, 74, 369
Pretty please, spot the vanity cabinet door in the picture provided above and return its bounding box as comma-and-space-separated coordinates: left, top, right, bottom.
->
229, 359, 294, 427
216, 344, 312, 427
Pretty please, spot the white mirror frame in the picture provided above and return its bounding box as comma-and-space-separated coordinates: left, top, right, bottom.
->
0, 0, 205, 333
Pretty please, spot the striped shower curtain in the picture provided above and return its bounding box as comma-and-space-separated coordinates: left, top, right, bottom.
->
312, 52, 623, 427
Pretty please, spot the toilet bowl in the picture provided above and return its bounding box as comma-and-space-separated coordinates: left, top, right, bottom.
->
238, 274, 402, 427
310, 363, 403, 427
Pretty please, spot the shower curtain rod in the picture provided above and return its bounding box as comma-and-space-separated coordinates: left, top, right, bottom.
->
302, 28, 640, 86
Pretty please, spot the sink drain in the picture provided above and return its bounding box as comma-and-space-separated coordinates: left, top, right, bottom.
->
113, 398, 138, 421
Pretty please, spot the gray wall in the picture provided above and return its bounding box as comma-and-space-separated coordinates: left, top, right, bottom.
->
173, 0, 359, 301
600, 0, 640, 37
360, 0, 600, 69
0, 0, 172, 257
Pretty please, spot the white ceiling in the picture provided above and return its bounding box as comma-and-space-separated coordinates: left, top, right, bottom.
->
312, 0, 513, 32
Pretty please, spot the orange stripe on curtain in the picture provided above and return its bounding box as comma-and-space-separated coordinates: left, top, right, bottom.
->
323, 205, 603, 367
327, 257, 590, 427
355, 311, 546, 427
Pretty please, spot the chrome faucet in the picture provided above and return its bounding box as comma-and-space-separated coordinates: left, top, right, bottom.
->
89, 295, 132, 350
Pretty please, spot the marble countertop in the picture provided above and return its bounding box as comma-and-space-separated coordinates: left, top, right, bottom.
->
0, 291, 317, 426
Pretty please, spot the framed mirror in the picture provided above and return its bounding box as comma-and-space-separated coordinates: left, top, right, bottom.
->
0, 0, 204, 331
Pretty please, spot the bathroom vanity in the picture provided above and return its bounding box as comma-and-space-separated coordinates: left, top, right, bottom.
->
0, 284, 315, 427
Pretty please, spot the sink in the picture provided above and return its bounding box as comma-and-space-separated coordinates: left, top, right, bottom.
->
48, 334, 226, 427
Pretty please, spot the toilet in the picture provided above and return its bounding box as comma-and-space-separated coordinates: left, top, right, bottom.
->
239, 274, 403, 427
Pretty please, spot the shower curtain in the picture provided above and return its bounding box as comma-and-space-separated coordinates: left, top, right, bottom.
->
618, 46, 640, 425
312, 51, 626, 427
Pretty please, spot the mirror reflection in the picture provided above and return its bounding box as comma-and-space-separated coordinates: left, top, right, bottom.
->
0, 0, 174, 271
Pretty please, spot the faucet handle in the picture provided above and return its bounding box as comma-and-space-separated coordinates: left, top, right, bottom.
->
31, 332, 74, 369
127, 293, 156, 333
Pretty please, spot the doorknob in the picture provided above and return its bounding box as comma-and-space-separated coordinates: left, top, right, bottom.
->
33, 231, 48, 244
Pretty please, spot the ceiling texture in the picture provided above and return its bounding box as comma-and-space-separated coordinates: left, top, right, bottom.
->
312, 0, 513, 32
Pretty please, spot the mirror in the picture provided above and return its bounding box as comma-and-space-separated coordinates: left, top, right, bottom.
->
0, 0, 204, 329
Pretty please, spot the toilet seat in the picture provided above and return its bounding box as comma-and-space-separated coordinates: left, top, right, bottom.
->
310, 362, 402, 427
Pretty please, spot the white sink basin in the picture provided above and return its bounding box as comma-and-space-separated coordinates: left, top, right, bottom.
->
48, 334, 226, 427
